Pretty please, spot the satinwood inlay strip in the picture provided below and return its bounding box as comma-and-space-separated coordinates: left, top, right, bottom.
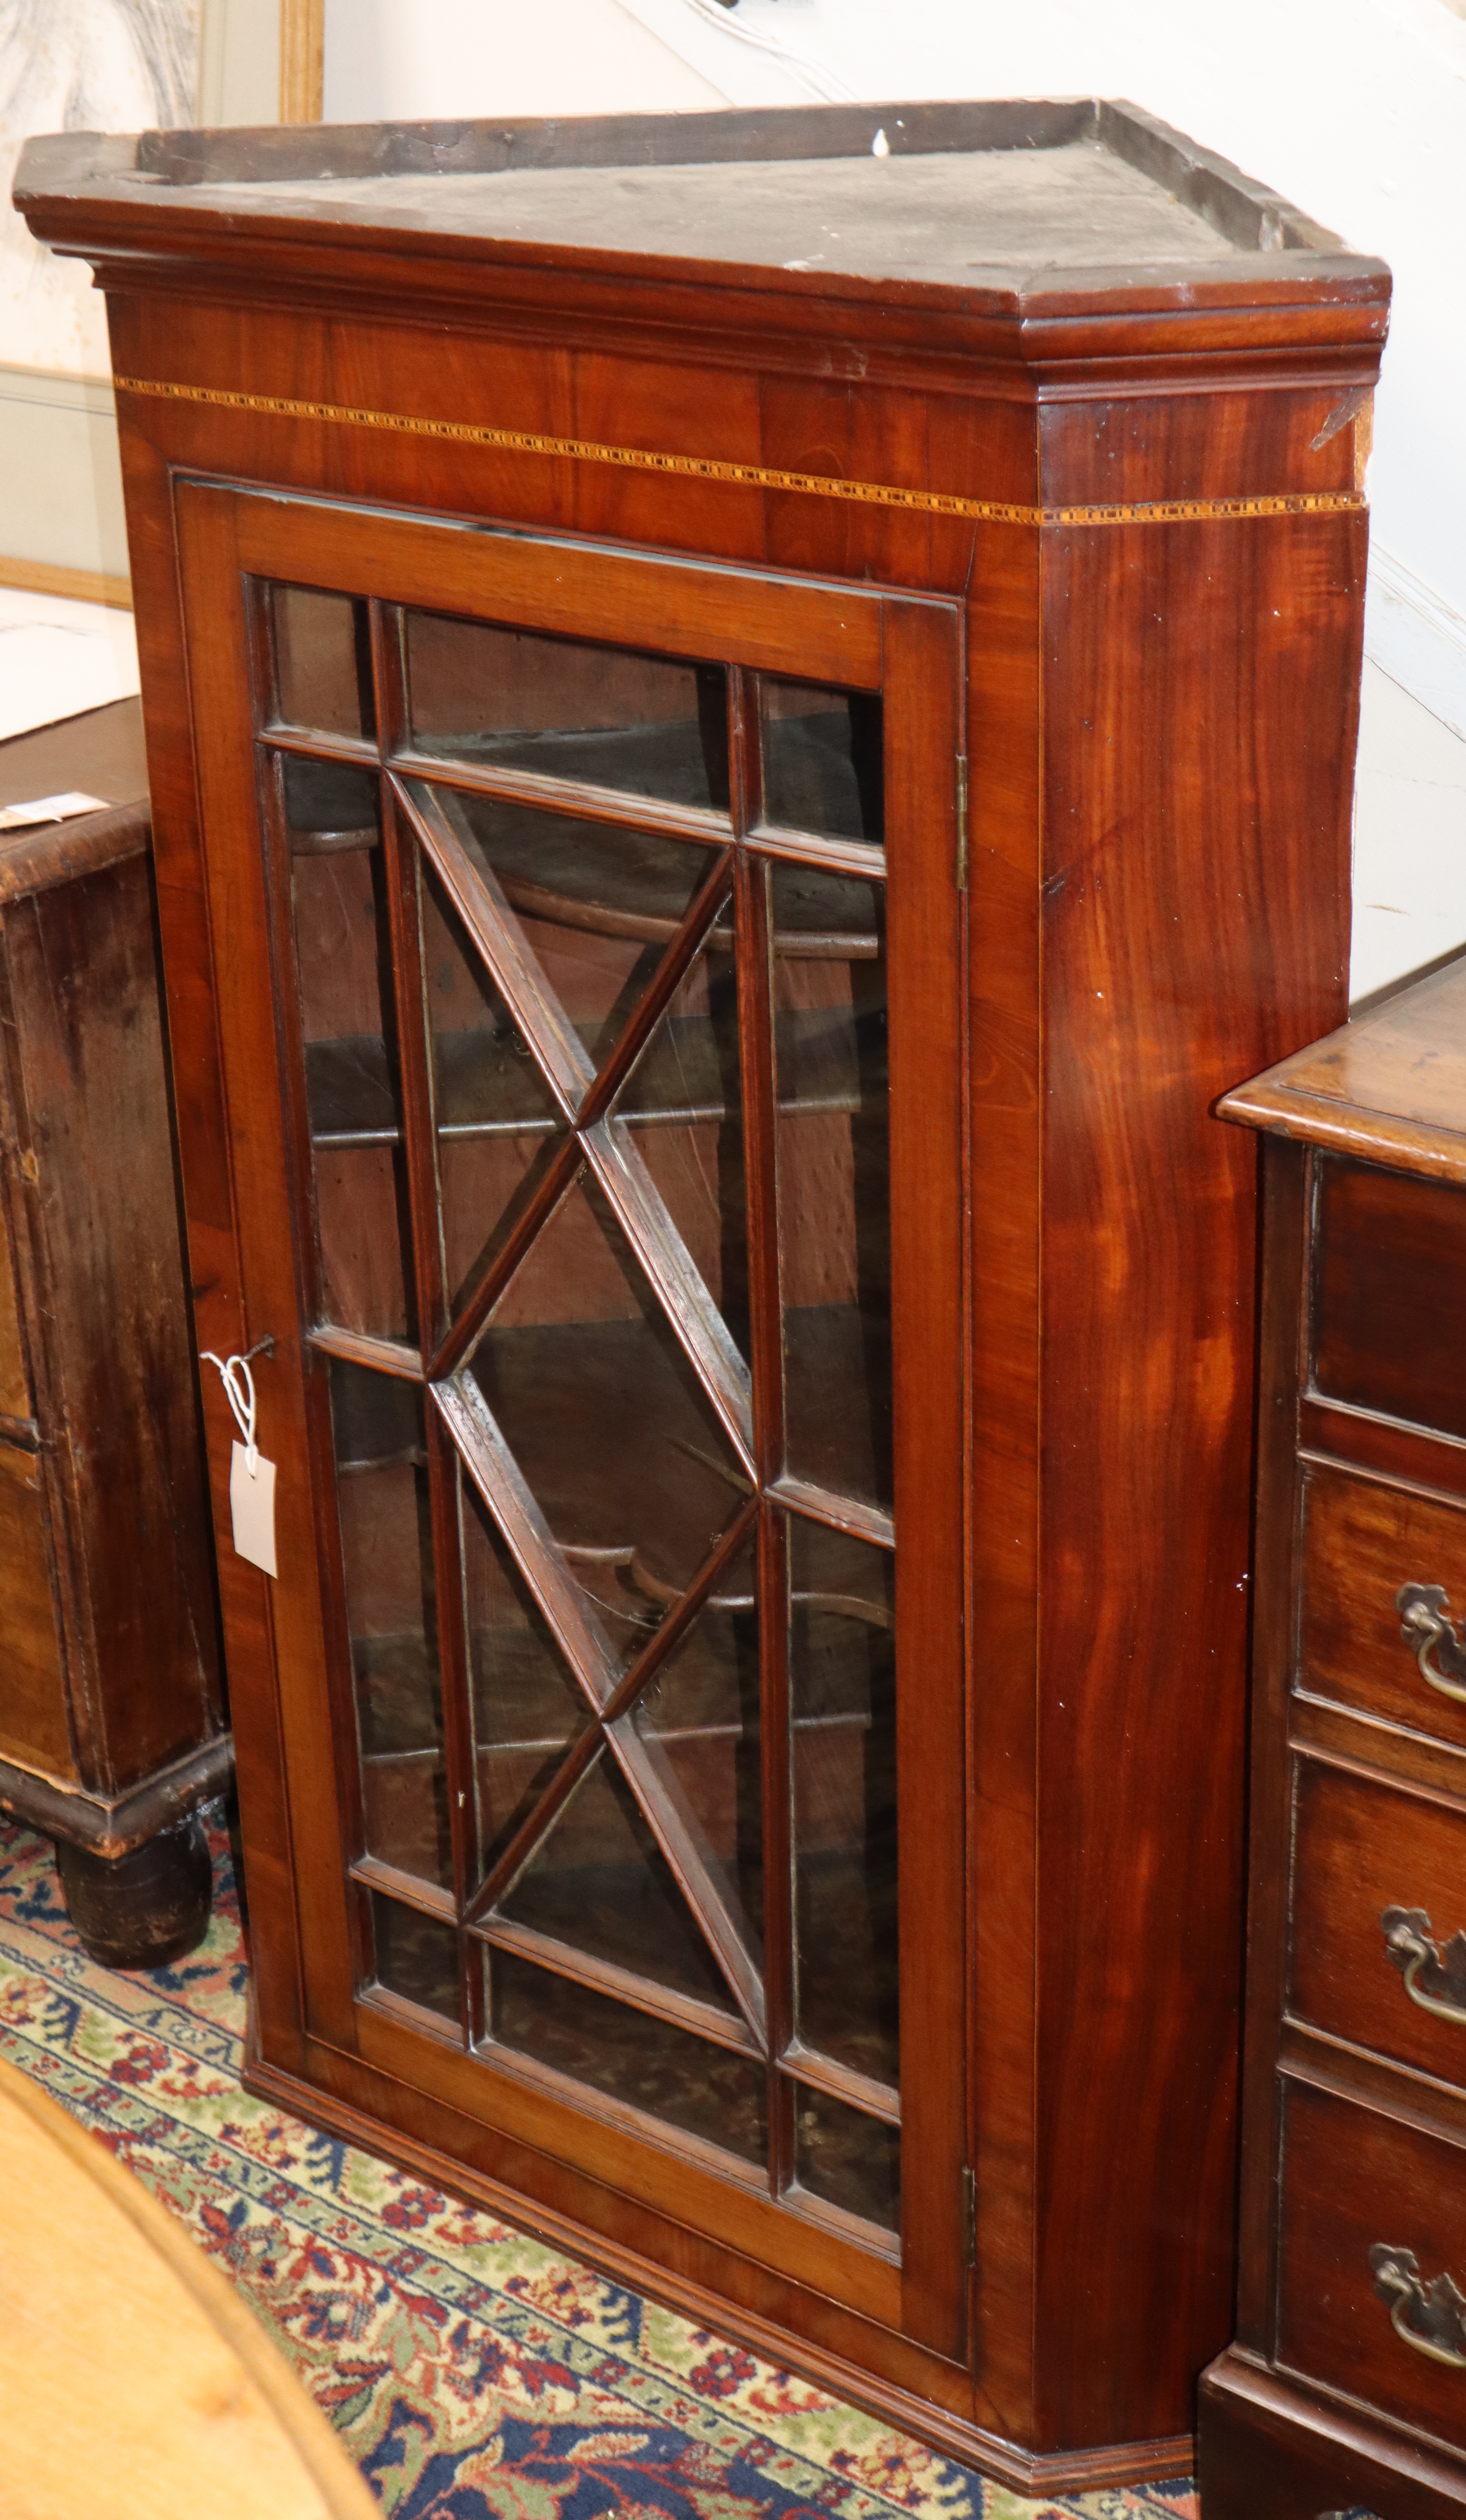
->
116, 376, 1366, 529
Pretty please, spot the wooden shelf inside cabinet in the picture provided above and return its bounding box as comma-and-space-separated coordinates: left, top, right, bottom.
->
1201, 950, 1466, 2520
16, 95, 1387, 2496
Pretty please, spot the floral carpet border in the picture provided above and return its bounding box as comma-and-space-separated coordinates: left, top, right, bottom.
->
0, 1820, 1196, 2520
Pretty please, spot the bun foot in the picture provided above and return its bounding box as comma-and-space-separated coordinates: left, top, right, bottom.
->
56, 1816, 213, 1970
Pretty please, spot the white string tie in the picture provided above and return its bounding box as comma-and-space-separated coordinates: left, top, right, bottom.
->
201, 1348, 261, 1476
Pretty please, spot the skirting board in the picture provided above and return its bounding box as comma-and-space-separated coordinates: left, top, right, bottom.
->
1365, 541, 1466, 746
0, 365, 130, 593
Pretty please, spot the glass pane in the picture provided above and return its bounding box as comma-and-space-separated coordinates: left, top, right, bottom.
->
760, 679, 883, 843
287, 764, 413, 1342
468, 1166, 745, 1662
427, 786, 723, 1078
488, 1947, 766, 2165
499, 1746, 735, 2012
462, 1473, 590, 1873
790, 1514, 898, 2086
774, 863, 890, 1507
271, 584, 372, 740
616, 942, 746, 1356
632, 1536, 762, 1952
418, 849, 569, 1317
371, 1892, 459, 2020
331, 1361, 449, 1889
406, 612, 729, 810
794, 2086, 900, 2233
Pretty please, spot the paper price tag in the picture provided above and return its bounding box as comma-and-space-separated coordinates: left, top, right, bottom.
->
229, 1439, 277, 1578
202, 1339, 278, 1582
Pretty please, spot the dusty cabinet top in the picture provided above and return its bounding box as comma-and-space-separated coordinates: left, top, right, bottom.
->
15, 96, 1386, 336
1221, 954, 1466, 1187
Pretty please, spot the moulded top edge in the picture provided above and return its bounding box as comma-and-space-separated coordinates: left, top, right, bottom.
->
12, 98, 1387, 314
1219, 949, 1466, 1177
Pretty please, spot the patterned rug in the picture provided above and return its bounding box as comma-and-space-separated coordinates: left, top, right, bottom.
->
0, 1817, 1196, 2520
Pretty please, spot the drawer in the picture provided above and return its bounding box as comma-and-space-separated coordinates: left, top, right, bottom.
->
1314, 1156, 1466, 1441
1300, 1461, 1466, 1751
1293, 1759, 1466, 2090
1280, 2076, 1466, 2448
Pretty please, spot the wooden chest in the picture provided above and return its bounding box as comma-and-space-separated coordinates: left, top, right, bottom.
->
1204, 954, 1466, 2517
0, 707, 223, 1965
16, 98, 1386, 2490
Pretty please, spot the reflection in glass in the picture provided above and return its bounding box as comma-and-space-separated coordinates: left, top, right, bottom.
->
406, 612, 729, 810
488, 1948, 766, 2164
760, 678, 883, 843
468, 1166, 744, 1664
789, 1513, 898, 2087
331, 1361, 449, 1889
616, 941, 746, 1356
417, 850, 569, 1316
287, 763, 413, 1342
271, 584, 372, 741
632, 1536, 762, 1953
372, 1892, 459, 2020
500, 1746, 734, 2011
794, 2086, 900, 2233
423, 785, 721, 1081
773, 863, 890, 1506
461, 1472, 589, 1871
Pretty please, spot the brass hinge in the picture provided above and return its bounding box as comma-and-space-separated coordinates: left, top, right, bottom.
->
961, 2164, 976, 2264
955, 754, 969, 892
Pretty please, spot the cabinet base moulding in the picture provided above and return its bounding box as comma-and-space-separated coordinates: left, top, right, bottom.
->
1201, 2347, 1466, 2519
0, 1733, 233, 1862
244, 2032, 1193, 2498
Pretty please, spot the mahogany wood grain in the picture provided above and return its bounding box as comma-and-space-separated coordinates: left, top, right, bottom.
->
1299, 1459, 1466, 1748
1201, 2348, 1466, 2520
1207, 959, 1466, 2516
1030, 500, 1358, 2448
1314, 1157, 1466, 1439
1234, 1135, 1308, 2353
1278, 2077, 1466, 2444
24, 101, 1389, 2489
1302, 1397, 1466, 1502
1222, 945, 1466, 1192
1291, 1755, 1466, 2088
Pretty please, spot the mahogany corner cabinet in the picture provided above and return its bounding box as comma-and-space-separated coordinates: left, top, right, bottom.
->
15, 99, 1388, 2492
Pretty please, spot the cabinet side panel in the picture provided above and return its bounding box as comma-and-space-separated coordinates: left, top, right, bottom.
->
7, 864, 221, 1788
1033, 501, 1361, 2447
966, 515, 1043, 2443
1236, 1137, 1308, 2350
114, 393, 306, 2056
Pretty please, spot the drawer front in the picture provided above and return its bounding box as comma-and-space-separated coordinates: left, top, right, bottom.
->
0, 1446, 68, 1777
1280, 2077, 1466, 2447
1314, 1157, 1466, 1441
1293, 1759, 1466, 2089
1300, 1461, 1466, 1750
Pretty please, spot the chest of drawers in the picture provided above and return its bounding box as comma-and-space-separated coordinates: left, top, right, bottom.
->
1202, 954, 1466, 2517
0, 707, 224, 1966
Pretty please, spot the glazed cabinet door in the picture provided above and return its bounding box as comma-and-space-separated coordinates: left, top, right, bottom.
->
177, 482, 966, 2359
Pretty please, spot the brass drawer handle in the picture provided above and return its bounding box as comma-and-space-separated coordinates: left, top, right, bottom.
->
1381, 1907, 1466, 2023
1370, 2243, 1466, 2365
1397, 1583, 1466, 1702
